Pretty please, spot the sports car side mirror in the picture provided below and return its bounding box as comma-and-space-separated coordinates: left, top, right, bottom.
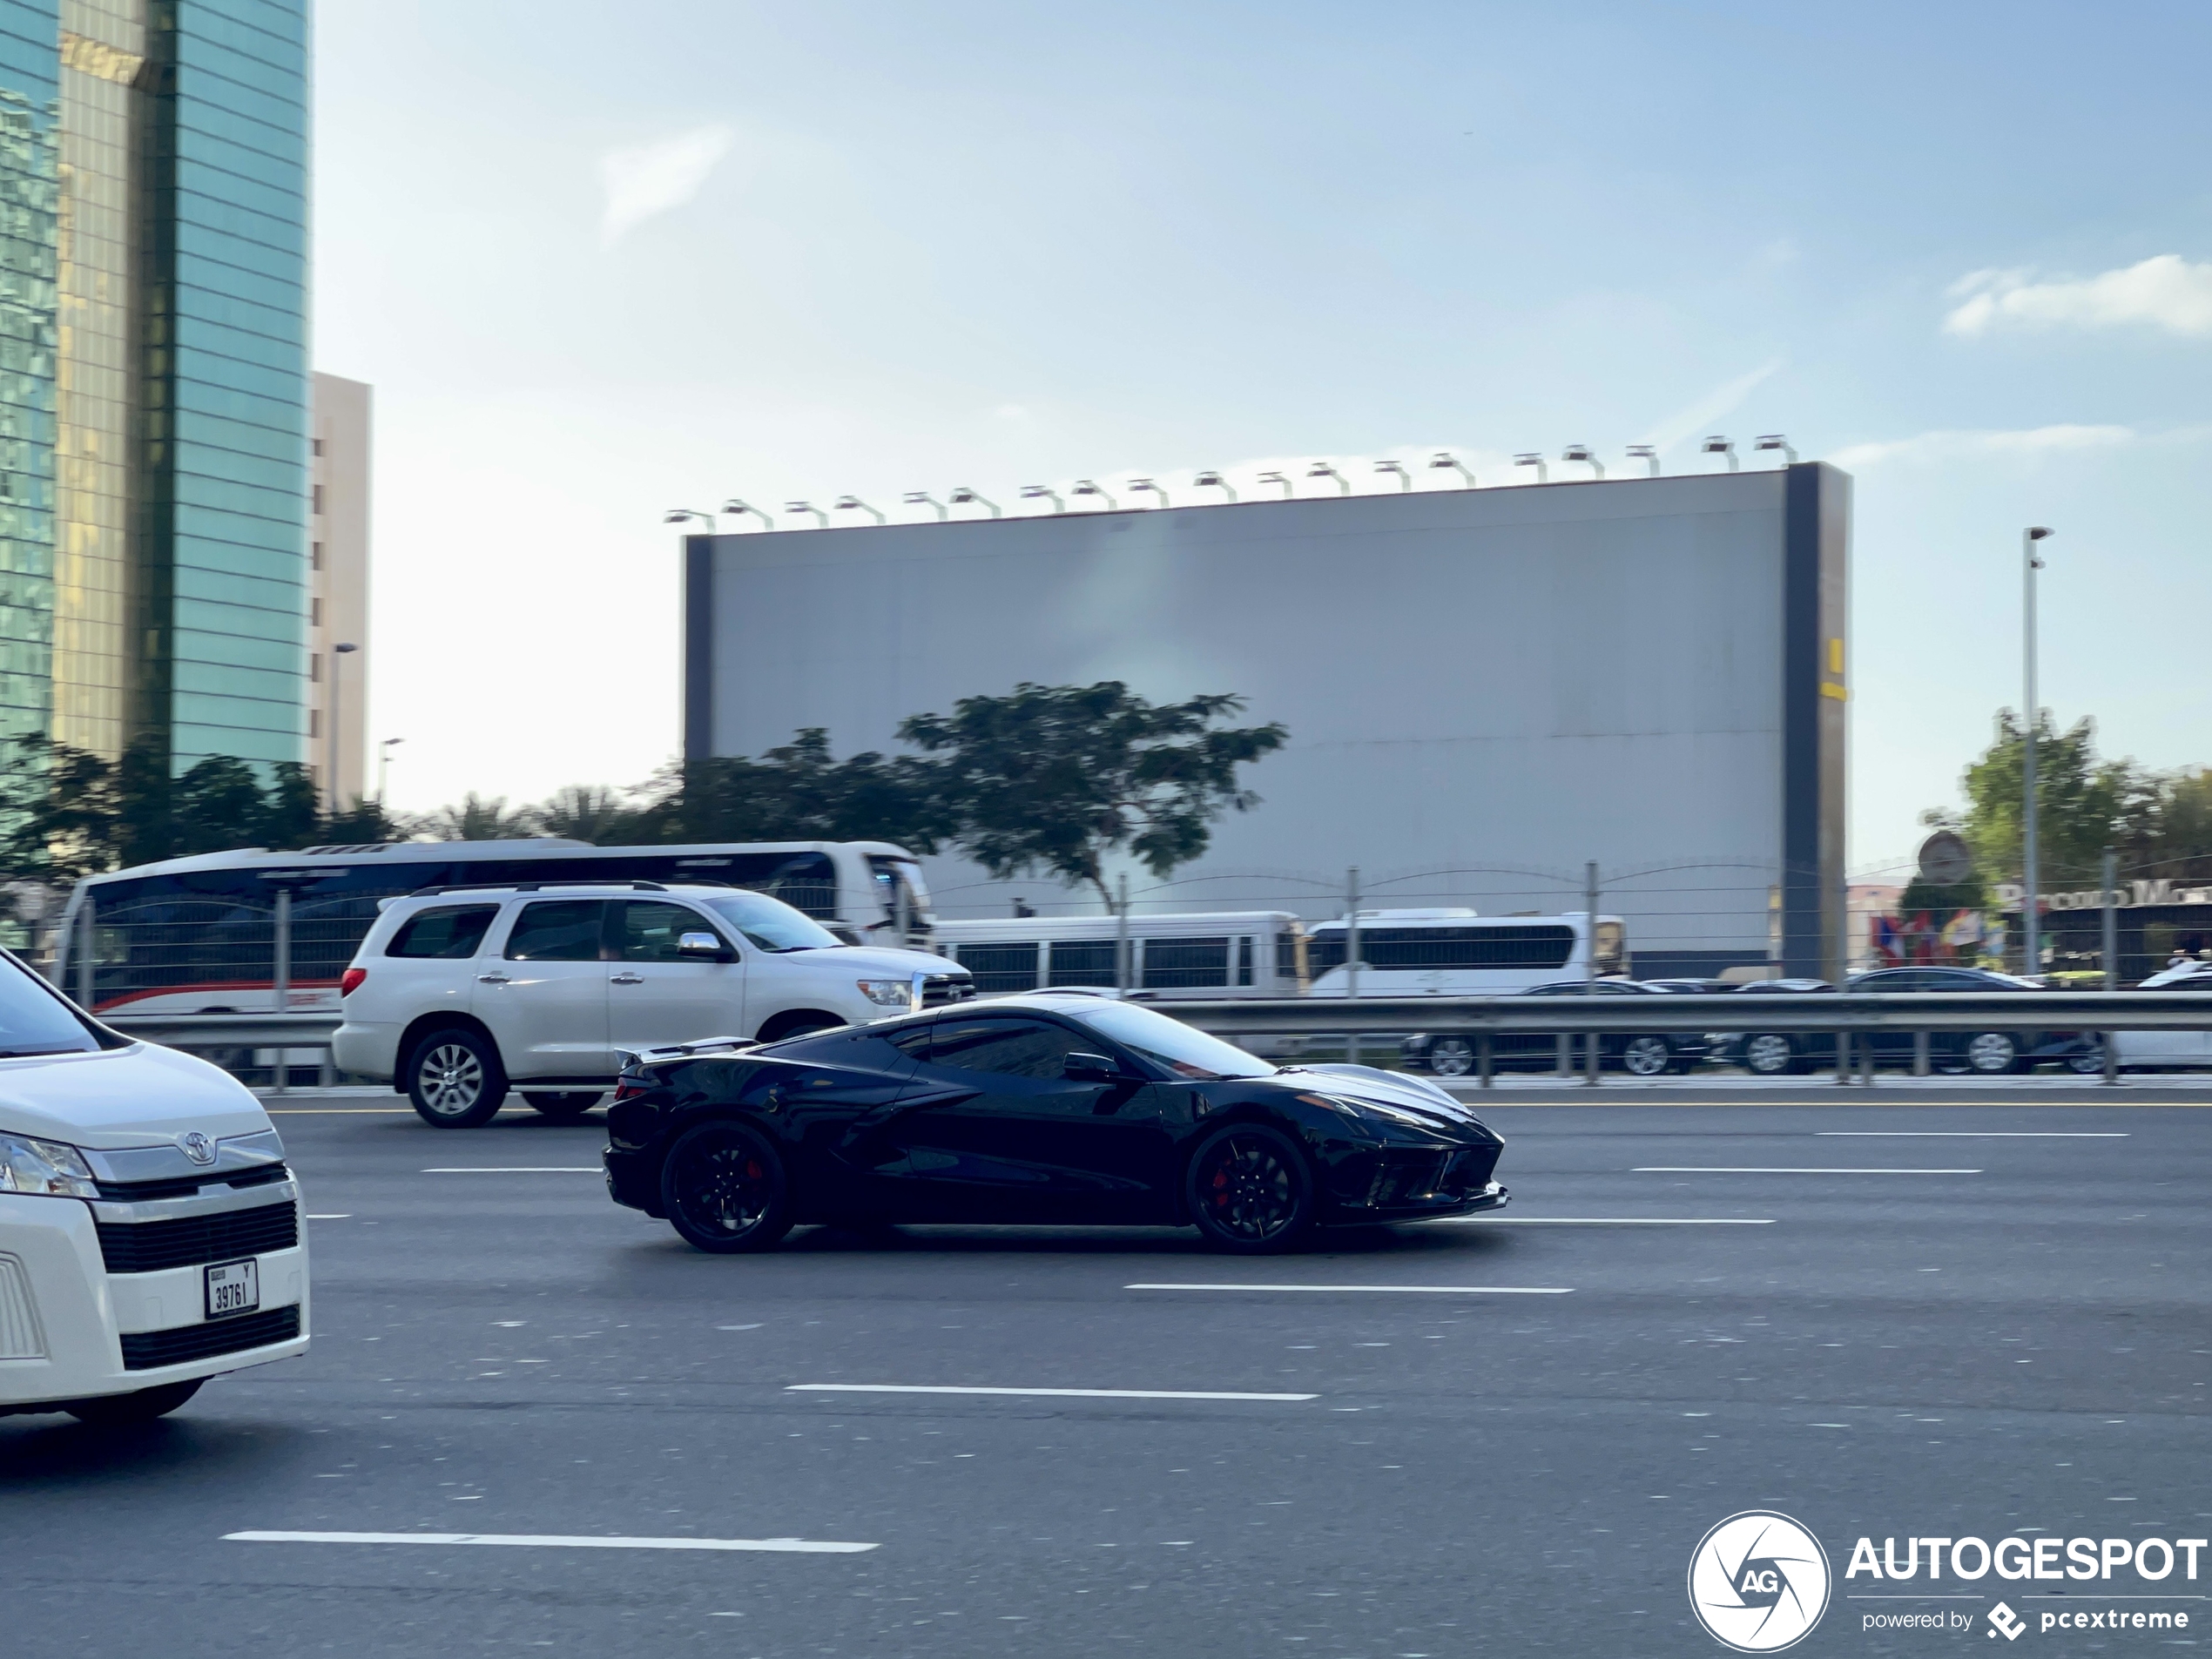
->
1062, 1053, 1124, 1082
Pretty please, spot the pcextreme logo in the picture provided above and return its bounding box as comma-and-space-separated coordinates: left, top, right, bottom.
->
1688, 1510, 1833, 1653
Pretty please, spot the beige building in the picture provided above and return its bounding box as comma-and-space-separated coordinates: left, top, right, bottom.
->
309, 372, 371, 807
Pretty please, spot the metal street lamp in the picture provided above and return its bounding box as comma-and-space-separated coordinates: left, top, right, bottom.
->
1130, 477, 1170, 508
327, 641, 358, 813
2023, 526, 2055, 974
833, 495, 886, 524
1256, 470, 1292, 499
1020, 484, 1063, 514
720, 497, 775, 529
1561, 443, 1603, 480
1514, 453, 1548, 484
785, 500, 828, 527
948, 486, 1001, 518
1193, 469, 1237, 502
377, 736, 402, 805
1429, 451, 1475, 488
664, 508, 718, 534
1071, 479, 1116, 510
1701, 435, 1737, 472
903, 491, 948, 521
1373, 460, 1412, 492
1305, 462, 1348, 496
1626, 444, 1659, 476
1755, 435, 1797, 465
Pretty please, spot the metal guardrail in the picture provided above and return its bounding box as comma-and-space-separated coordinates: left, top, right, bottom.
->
103, 1011, 341, 1096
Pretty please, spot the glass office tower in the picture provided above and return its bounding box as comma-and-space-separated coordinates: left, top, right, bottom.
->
0, 0, 306, 776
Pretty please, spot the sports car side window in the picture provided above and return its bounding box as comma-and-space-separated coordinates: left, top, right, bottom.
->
925, 1018, 1090, 1080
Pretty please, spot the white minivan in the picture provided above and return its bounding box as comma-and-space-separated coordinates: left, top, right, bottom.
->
0, 950, 308, 1426
333, 881, 973, 1127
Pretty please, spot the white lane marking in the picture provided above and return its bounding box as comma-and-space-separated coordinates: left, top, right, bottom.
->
421, 1167, 600, 1174
1632, 1166, 1981, 1175
226, 1530, 875, 1554
305, 1213, 351, 1219
1432, 1217, 1775, 1225
787, 1383, 1317, 1402
1125, 1283, 1572, 1296
1816, 1130, 2127, 1137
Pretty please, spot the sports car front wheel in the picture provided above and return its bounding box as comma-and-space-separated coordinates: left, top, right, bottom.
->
660, 1122, 794, 1253
1186, 1125, 1317, 1254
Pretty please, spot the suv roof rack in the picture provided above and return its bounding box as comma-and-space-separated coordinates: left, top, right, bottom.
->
405, 879, 671, 898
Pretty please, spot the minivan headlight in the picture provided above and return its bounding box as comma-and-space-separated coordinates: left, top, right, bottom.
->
856, 979, 915, 1008
0, 1132, 98, 1197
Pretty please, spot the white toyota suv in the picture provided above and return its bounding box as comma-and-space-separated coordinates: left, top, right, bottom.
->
333, 881, 973, 1127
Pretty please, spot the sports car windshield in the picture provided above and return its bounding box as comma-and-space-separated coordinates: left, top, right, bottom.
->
700, 892, 840, 953
1061, 1001, 1276, 1081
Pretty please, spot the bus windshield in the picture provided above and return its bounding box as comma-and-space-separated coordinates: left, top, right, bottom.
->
701, 892, 841, 954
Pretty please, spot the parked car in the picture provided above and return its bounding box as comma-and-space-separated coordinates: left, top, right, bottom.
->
1398, 977, 1712, 1078
604, 992, 1508, 1254
332, 882, 973, 1127
2109, 961, 2212, 1069
0, 948, 308, 1426
1709, 968, 2103, 1076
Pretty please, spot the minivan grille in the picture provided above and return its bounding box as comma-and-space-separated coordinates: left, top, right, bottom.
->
98, 1202, 299, 1274
120, 1305, 300, 1370
94, 1162, 290, 1204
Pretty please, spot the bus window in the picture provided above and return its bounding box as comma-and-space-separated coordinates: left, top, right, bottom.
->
1238, 937, 1253, 987
953, 941, 1041, 995
1045, 941, 1117, 988
1143, 936, 1231, 990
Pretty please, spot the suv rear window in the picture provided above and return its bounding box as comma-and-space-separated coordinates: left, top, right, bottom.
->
387, 905, 499, 960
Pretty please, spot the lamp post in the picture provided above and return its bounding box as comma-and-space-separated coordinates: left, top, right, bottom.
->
377, 736, 402, 804
2022, 526, 2055, 975
327, 641, 358, 813
1626, 444, 1659, 476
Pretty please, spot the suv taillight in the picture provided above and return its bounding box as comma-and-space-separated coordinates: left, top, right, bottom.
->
340, 968, 367, 995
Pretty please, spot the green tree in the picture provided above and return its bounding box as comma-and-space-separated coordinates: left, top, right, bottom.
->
417, 792, 537, 841
319, 795, 404, 846
630, 729, 948, 848
1944, 711, 2143, 889
897, 681, 1288, 910
259, 761, 324, 848
530, 783, 645, 844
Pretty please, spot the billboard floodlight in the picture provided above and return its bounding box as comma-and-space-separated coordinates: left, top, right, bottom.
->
833, 495, 886, 525
1701, 435, 1738, 472
1130, 477, 1170, 508
902, 491, 948, 521
1374, 460, 1412, 492
664, 508, 718, 533
948, 486, 1001, 518
1070, 479, 1117, 510
1514, 453, 1548, 484
1193, 469, 1238, 502
1256, 470, 1292, 498
1625, 444, 1659, 476
785, 500, 828, 526
1020, 484, 1064, 514
1754, 435, 1797, 464
1305, 461, 1349, 496
720, 497, 774, 529
1429, 452, 1475, 488
1561, 444, 1603, 480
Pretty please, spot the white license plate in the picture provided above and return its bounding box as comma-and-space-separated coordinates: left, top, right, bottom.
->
204, 1258, 260, 1319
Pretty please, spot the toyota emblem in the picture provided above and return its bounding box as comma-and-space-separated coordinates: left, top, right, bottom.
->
181, 1131, 216, 1166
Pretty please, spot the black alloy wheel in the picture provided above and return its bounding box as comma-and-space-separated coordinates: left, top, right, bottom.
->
522, 1091, 603, 1121
1619, 1035, 1673, 1077
407, 1028, 508, 1128
1741, 1034, 1801, 1076
2065, 1037, 2108, 1076
65, 1379, 202, 1426
1426, 1036, 1477, 1077
660, 1121, 793, 1254
1185, 1124, 1317, 1254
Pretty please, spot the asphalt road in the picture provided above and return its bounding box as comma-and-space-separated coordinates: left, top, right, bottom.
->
2, 1082, 2206, 1658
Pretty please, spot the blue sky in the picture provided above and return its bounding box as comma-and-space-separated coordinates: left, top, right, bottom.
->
315, 1, 2212, 870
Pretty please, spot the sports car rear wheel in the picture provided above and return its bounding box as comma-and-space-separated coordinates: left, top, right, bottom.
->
1186, 1124, 1317, 1253
660, 1122, 793, 1253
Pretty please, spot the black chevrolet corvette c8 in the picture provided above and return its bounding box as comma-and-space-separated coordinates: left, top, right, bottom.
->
604, 992, 1508, 1254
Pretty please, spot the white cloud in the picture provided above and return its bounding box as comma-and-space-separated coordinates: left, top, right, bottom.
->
598, 125, 734, 245
1634, 359, 1786, 455
1828, 423, 2135, 469
1943, 254, 2212, 338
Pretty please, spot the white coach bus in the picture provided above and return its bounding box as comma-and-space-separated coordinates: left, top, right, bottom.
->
1303, 909, 1626, 995
932, 912, 1305, 1000
51, 839, 934, 1017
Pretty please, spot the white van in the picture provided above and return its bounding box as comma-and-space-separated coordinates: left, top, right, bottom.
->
1304, 909, 1626, 996
0, 950, 307, 1426
932, 912, 1305, 999
333, 881, 972, 1126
